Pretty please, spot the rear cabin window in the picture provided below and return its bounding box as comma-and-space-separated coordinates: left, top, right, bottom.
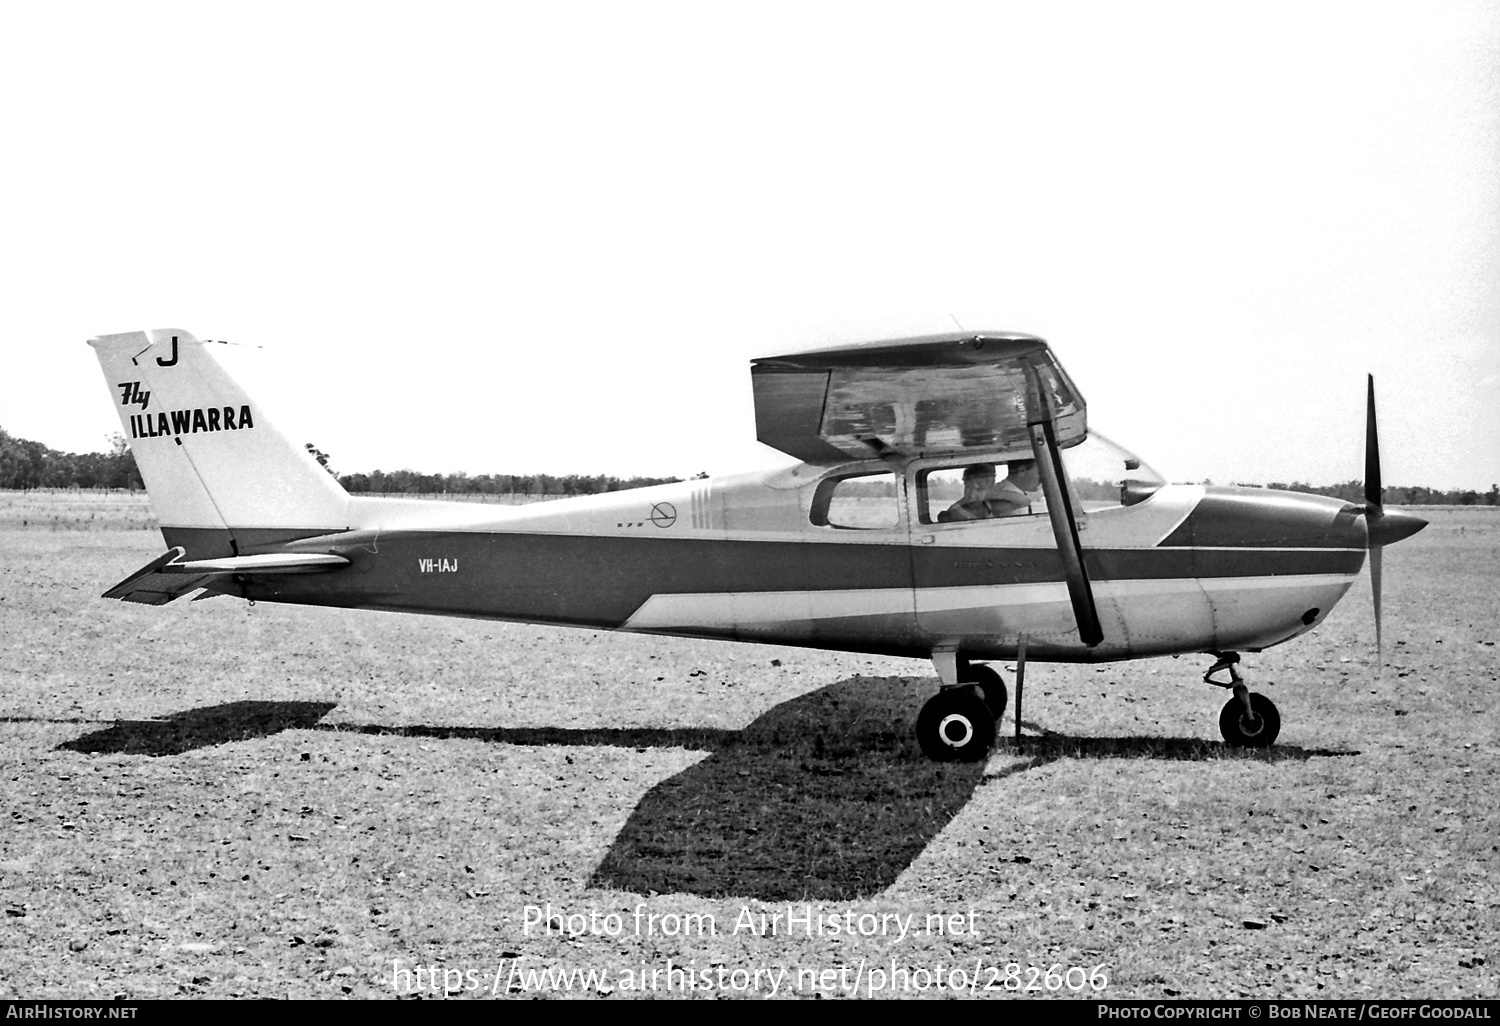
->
810, 472, 901, 529
918, 461, 1047, 524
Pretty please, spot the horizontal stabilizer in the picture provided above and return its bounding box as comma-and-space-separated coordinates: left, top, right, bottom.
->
102, 548, 348, 604
102, 549, 214, 604
165, 553, 349, 574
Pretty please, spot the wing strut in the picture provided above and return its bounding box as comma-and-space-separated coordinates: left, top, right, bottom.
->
1026, 366, 1104, 647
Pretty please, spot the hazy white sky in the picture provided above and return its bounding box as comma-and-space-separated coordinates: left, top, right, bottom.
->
3, 1, 1496, 490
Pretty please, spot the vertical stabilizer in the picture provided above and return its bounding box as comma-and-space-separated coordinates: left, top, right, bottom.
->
89, 329, 349, 555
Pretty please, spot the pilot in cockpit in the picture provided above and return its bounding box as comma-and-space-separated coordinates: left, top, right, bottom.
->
939, 460, 1041, 521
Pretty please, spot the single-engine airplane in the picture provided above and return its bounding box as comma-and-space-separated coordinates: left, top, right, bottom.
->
89, 329, 1426, 761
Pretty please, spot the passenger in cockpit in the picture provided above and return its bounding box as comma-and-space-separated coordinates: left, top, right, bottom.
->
939, 461, 1040, 521
987, 459, 1040, 516
940, 464, 998, 521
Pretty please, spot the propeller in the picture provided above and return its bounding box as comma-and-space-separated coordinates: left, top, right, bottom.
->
1359, 375, 1428, 666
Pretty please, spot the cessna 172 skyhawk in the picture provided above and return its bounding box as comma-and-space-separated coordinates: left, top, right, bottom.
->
90, 329, 1427, 761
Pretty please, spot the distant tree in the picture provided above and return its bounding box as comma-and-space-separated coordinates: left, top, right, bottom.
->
14, 438, 47, 490
305, 443, 337, 477
103, 433, 143, 489
42, 451, 78, 487
0, 428, 18, 487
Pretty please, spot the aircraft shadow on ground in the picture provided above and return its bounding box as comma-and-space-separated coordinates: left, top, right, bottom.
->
585, 676, 983, 901
583, 681, 1353, 901
57, 701, 338, 757
53, 679, 1355, 900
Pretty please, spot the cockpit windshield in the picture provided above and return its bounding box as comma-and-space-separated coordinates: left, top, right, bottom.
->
1062, 432, 1165, 509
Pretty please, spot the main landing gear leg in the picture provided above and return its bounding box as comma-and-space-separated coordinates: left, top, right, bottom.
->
1204, 652, 1281, 748
918, 652, 999, 762
1014, 638, 1027, 753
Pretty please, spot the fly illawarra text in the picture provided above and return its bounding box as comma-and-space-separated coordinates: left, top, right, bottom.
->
129, 405, 255, 440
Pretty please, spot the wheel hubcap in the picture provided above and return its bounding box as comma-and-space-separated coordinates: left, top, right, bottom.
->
938, 714, 973, 748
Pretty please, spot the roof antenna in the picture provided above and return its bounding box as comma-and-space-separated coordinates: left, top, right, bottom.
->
949, 313, 966, 332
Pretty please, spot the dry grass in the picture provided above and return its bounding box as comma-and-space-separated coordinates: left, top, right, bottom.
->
0, 497, 1495, 999
0, 490, 158, 532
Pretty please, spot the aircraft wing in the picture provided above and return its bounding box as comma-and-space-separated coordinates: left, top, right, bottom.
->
102, 548, 349, 605
751, 332, 1086, 463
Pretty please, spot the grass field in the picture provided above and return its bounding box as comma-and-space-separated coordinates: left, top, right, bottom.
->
0, 492, 1496, 999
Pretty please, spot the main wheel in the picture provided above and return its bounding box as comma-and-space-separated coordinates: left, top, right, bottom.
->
917, 688, 996, 762
1219, 692, 1280, 748
963, 664, 1008, 721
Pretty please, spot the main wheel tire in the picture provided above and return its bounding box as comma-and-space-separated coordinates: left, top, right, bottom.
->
917, 688, 997, 762
963, 664, 1008, 721
1219, 692, 1280, 748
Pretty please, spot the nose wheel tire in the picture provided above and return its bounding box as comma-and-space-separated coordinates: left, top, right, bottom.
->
1219, 692, 1280, 748
917, 688, 996, 762
963, 664, 1009, 721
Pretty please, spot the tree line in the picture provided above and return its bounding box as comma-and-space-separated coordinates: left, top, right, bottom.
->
336, 469, 685, 496
1259, 479, 1500, 507
0, 428, 142, 490
0, 426, 681, 496
2, 425, 1495, 504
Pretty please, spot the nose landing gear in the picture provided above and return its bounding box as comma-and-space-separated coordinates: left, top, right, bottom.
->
963, 663, 1008, 721
1205, 653, 1281, 748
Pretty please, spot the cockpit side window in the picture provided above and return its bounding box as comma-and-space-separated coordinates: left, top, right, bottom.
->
916, 461, 1048, 525
810, 472, 901, 529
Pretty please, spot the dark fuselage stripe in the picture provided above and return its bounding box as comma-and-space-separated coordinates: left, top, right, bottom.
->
233, 529, 1364, 629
